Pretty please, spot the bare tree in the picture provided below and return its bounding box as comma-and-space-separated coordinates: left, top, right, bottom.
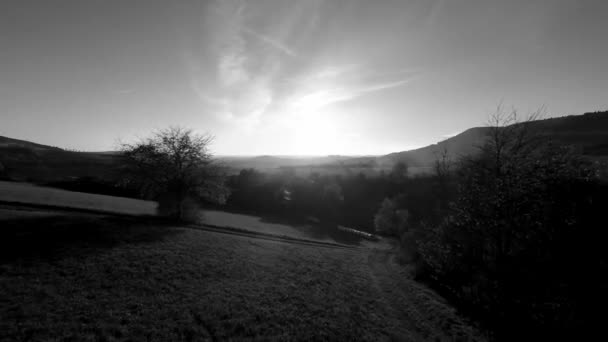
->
433, 146, 453, 214
121, 127, 228, 221
483, 105, 544, 177
434, 146, 451, 181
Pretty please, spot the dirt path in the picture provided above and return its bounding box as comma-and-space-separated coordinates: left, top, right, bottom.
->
192, 224, 485, 341
366, 244, 485, 341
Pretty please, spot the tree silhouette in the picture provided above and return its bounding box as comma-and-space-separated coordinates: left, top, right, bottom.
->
121, 127, 228, 220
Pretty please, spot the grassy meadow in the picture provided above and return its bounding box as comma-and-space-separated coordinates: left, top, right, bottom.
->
0, 211, 481, 341
0, 181, 157, 216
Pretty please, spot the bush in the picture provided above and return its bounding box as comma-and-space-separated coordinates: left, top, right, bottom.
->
157, 195, 202, 223
374, 198, 409, 236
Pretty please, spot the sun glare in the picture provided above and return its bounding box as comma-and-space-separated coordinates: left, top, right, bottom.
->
283, 105, 343, 156
277, 82, 351, 155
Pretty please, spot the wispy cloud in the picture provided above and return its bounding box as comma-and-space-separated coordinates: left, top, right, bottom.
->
286, 76, 413, 112
218, 52, 249, 87
307, 64, 360, 81
183, 0, 276, 124
214, 4, 249, 88
241, 26, 297, 57
356, 78, 412, 94
183, 0, 416, 129
283, 64, 417, 113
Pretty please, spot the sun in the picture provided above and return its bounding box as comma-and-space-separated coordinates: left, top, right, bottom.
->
280, 87, 351, 155
283, 108, 344, 156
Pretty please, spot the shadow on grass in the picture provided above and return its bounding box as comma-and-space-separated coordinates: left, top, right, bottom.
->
0, 214, 183, 263
257, 215, 365, 246
202, 205, 367, 246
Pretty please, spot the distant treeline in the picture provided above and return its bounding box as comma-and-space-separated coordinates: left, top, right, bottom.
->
224, 164, 415, 231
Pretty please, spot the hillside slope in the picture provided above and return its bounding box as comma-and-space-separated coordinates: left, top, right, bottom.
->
0, 136, 120, 182
375, 110, 608, 168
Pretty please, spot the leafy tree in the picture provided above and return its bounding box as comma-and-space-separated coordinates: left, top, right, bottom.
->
390, 161, 409, 182
320, 181, 344, 222
374, 197, 409, 236
121, 127, 228, 221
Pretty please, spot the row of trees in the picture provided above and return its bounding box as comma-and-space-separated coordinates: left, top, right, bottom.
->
224, 161, 421, 230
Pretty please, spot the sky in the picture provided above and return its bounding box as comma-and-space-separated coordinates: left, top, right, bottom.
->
1, 0, 607, 155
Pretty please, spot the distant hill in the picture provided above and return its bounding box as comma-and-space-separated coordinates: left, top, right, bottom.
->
0, 136, 120, 182
368, 110, 608, 170
375, 127, 492, 168
217, 155, 361, 172
0, 136, 64, 151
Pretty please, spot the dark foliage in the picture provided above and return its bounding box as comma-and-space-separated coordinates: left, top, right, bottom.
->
403, 111, 608, 340
224, 157, 461, 235
224, 167, 413, 231
120, 127, 229, 221
0, 161, 9, 180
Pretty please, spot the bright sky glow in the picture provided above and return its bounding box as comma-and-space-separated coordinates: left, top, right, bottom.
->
1, 0, 607, 155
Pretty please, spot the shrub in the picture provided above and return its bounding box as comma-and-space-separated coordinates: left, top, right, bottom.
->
373, 198, 409, 236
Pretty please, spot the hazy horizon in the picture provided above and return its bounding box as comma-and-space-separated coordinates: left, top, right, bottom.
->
2, 0, 608, 155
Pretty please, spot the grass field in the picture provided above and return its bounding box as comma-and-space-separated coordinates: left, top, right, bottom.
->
0, 211, 482, 341
0, 181, 156, 216
0, 180, 367, 245
199, 210, 372, 246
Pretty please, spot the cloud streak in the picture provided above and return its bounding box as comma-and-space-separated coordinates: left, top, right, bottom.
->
241, 26, 297, 57
183, 0, 418, 129
286, 76, 414, 113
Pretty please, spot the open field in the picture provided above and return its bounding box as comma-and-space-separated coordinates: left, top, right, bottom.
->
199, 209, 374, 246
201, 210, 320, 240
0, 210, 482, 341
0, 181, 156, 216
0, 181, 370, 245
